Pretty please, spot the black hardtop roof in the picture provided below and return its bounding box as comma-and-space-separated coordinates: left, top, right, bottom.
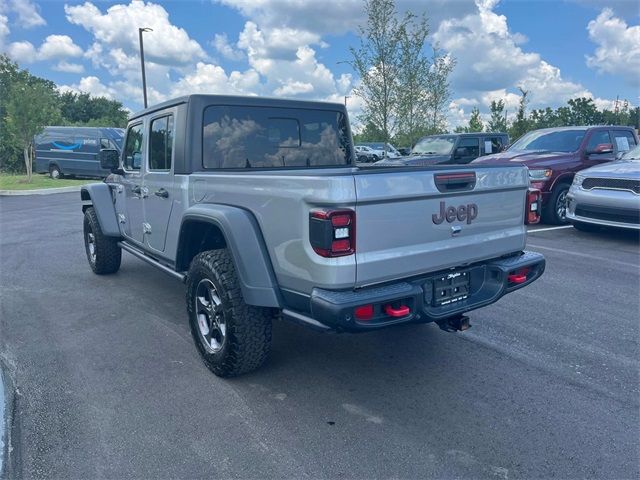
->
421, 132, 508, 138
128, 94, 345, 121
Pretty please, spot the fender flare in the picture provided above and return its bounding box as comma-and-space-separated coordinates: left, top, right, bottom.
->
550, 173, 574, 191
80, 183, 121, 237
178, 205, 281, 308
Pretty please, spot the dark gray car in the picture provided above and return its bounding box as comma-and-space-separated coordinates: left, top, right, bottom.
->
377, 132, 509, 166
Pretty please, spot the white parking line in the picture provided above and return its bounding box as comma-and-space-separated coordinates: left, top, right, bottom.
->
527, 243, 639, 268
528, 225, 573, 233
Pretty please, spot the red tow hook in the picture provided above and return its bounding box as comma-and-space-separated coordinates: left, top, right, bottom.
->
507, 273, 527, 284
384, 304, 411, 317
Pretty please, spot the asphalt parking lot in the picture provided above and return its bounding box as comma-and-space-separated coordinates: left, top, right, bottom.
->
1, 192, 638, 479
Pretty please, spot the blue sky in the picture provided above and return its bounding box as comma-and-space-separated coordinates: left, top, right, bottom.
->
1, 0, 638, 128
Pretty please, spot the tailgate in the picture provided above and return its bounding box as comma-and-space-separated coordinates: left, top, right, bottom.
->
354, 166, 529, 287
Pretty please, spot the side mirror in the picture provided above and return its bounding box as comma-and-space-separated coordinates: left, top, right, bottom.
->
98, 148, 120, 172
587, 143, 614, 155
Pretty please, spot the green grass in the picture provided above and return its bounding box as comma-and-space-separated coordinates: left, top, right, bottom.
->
0, 173, 98, 190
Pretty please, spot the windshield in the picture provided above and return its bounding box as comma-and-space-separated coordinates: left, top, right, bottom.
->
412, 136, 456, 155
509, 129, 586, 153
622, 144, 640, 160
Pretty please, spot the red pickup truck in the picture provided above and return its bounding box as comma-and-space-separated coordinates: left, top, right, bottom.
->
473, 126, 639, 224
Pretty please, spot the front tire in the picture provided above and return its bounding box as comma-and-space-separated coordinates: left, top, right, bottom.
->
83, 207, 121, 274
544, 184, 570, 224
186, 249, 272, 377
49, 165, 63, 179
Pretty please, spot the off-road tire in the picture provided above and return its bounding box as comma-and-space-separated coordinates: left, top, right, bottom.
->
571, 220, 600, 233
83, 207, 121, 274
543, 184, 570, 225
186, 249, 272, 377
49, 164, 63, 179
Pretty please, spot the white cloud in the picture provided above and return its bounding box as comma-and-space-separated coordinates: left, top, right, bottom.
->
9, 0, 45, 28
169, 61, 260, 97
64, 1, 207, 67
0, 14, 10, 48
434, 0, 601, 112
6, 40, 36, 62
58, 75, 118, 99
586, 8, 640, 86
213, 32, 244, 61
53, 61, 84, 73
273, 80, 314, 96
5, 34, 83, 63
38, 34, 83, 60
215, 0, 478, 36
235, 21, 349, 99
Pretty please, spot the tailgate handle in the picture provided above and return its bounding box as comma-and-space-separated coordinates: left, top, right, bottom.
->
434, 172, 476, 192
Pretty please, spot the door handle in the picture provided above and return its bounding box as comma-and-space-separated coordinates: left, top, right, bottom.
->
154, 188, 169, 198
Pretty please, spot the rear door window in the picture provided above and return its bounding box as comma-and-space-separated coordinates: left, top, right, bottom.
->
123, 123, 144, 171
202, 106, 352, 169
611, 130, 637, 153
482, 137, 504, 155
149, 115, 174, 171
457, 137, 480, 161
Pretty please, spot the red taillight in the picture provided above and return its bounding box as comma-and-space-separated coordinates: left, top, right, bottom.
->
525, 188, 541, 225
310, 209, 356, 257
354, 304, 374, 321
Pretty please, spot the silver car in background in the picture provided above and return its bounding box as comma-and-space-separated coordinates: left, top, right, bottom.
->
566, 144, 640, 231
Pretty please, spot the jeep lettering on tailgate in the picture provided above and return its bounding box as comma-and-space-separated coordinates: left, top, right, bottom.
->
432, 201, 478, 225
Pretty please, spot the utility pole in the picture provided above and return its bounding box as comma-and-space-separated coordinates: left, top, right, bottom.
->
344, 95, 350, 107
138, 27, 153, 108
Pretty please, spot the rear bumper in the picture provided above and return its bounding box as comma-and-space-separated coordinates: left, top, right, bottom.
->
300, 251, 545, 332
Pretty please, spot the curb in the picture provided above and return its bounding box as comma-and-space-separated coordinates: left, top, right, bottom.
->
0, 184, 94, 196
0, 361, 17, 480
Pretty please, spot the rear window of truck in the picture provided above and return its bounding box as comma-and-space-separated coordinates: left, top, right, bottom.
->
202, 106, 352, 169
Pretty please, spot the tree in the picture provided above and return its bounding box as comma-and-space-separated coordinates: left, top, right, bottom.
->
59, 91, 128, 127
4, 80, 61, 181
353, 121, 385, 143
394, 12, 431, 148
349, 0, 403, 148
349, 0, 454, 148
467, 107, 484, 132
509, 87, 530, 141
425, 48, 455, 134
487, 99, 507, 132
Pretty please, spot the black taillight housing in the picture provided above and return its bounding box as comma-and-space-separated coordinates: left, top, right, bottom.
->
309, 209, 356, 257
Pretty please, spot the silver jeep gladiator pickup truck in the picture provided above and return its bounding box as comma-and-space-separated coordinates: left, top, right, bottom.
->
81, 94, 545, 377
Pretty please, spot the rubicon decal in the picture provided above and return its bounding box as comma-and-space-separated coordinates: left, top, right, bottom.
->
432, 201, 478, 225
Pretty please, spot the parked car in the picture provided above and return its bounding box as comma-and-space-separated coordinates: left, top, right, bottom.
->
35, 126, 125, 179
359, 142, 402, 159
354, 145, 380, 162
473, 126, 639, 224
566, 144, 640, 232
81, 94, 544, 377
376, 133, 509, 166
